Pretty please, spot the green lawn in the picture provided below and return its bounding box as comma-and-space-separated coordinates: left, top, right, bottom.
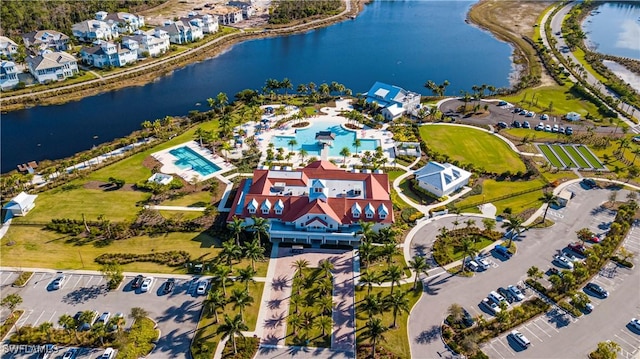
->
503, 128, 568, 143
443, 236, 495, 263
390, 189, 412, 211
398, 178, 429, 205
564, 145, 590, 168
538, 144, 564, 168
501, 84, 600, 117
551, 144, 577, 168
355, 283, 422, 359
454, 178, 548, 215
419, 125, 525, 174
539, 169, 579, 184
160, 191, 213, 207
577, 145, 604, 169
387, 170, 406, 182
572, 46, 609, 84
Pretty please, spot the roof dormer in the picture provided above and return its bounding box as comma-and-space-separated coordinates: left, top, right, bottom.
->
309, 179, 328, 202
275, 199, 284, 215
352, 203, 362, 218
364, 203, 375, 219
247, 198, 258, 214
378, 203, 389, 219
261, 199, 271, 214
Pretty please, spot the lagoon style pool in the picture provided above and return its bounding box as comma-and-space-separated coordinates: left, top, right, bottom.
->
271, 121, 380, 157
169, 146, 221, 176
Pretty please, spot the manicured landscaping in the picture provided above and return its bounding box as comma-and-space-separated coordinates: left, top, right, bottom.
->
12, 272, 33, 287
432, 227, 503, 266
0, 310, 23, 340
503, 128, 567, 142
454, 178, 548, 215
576, 145, 604, 169
538, 144, 564, 168
551, 144, 577, 168
115, 317, 160, 359
564, 145, 590, 168
160, 191, 213, 207
501, 84, 600, 117
419, 125, 526, 174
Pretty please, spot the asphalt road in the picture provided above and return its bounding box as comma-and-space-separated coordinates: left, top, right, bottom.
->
407, 184, 640, 358
0, 272, 206, 359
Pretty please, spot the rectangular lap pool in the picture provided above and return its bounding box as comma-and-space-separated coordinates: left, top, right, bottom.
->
169, 146, 221, 176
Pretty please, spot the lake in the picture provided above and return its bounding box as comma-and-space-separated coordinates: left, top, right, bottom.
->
1, 0, 515, 173
583, 2, 640, 59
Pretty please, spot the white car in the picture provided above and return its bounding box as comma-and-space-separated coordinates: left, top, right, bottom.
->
140, 277, 153, 292
100, 348, 115, 359
475, 256, 490, 270
482, 298, 501, 314
553, 255, 574, 269
52, 273, 66, 290
510, 330, 531, 348
629, 318, 640, 331
507, 285, 525, 301
196, 280, 208, 295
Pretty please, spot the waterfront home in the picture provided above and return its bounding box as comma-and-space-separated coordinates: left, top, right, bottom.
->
210, 5, 244, 25
159, 19, 204, 44
180, 13, 219, 34
227, 160, 394, 246
0, 61, 19, 90
414, 161, 471, 197
228, 1, 255, 19
26, 51, 79, 83
95, 11, 145, 34
72, 19, 118, 42
365, 81, 421, 121
80, 40, 138, 68
122, 29, 170, 57
21, 30, 70, 53
3, 192, 38, 217
0, 36, 19, 58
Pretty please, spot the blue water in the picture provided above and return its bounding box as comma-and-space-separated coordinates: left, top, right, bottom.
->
1, 0, 515, 173
271, 120, 379, 156
169, 146, 221, 176
583, 2, 640, 59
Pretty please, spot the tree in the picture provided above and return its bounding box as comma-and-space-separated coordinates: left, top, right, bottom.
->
361, 293, 385, 317
213, 265, 232, 296
300, 311, 315, 337
591, 341, 620, 359
618, 246, 636, 262
236, 266, 257, 290
576, 228, 594, 245
290, 292, 302, 314
287, 138, 298, 152
382, 265, 403, 294
382, 242, 398, 265
100, 263, 123, 290
408, 255, 430, 290
359, 271, 378, 295
358, 220, 375, 243
357, 240, 374, 271
58, 314, 78, 340
317, 295, 333, 317
244, 238, 265, 271
386, 290, 409, 328
206, 289, 227, 324
527, 266, 543, 280
91, 322, 108, 345
230, 288, 254, 321
39, 321, 54, 342
340, 147, 350, 165
447, 303, 464, 324
292, 259, 310, 280
1, 293, 22, 312
316, 315, 332, 336
288, 313, 302, 335
502, 216, 524, 247
353, 138, 362, 155
540, 192, 560, 222
482, 218, 496, 232
220, 241, 242, 271
217, 314, 248, 354
461, 237, 478, 272
364, 317, 388, 358
250, 216, 269, 246
216, 92, 229, 114
227, 217, 244, 246
319, 259, 334, 278
464, 219, 476, 228
129, 307, 148, 322
298, 148, 308, 164
571, 292, 590, 311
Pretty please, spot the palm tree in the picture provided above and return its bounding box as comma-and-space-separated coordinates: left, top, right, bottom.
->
228, 217, 244, 246
353, 138, 362, 155
576, 228, 594, 245
318, 277, 333, 296
217, 314, 248, 354
290, 292, 302, 314
361, 292, 385, 317
316, 315, 332, 336
288, 139, 298, 152
340, 147, 350, 165
236, 266, 257, 290
244, 238, 264, 271
408, 255, 430, 290
464, 219, 476, 229
58, 314, 77, 340
319, 259, 334, 278
213, 265, 232, 296
207, 289, 226, 324
220, 241, 242, 271
482, 218, 496, 232
461, 238, 478, 272
382, 242, 398, 265
386, 291, 409, 328
382, 265, 403, 294
317, 295, 333, 317
357, 240, 374, 271
358, 220, 375, 243
250, 216, 269, 246
230, 288, 254, 321
540, 192, 560, 222
359, 272, 378, 295
447, 303, 464, 324
364, 317, 388, 358
502, 216, 524, 248
298, 148, 308, 164
292, 259, 310, 280
527, 266, 543, 281
281, 78, 293, 96
221, 141, 233, 162
300, 311, 315, 337
288, 313, 302, 335
216, 92, 229, 114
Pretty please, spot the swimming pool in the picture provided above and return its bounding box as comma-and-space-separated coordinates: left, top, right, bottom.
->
169, 146, 221, 176
271, 121, 380, 156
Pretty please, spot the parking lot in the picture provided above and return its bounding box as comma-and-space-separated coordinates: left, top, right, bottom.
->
0, 271, 208, 359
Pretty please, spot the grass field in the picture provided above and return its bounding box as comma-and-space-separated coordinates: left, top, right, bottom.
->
501, 85, 600, 117
577, 145, 604, 169
355, 283, 422, 359
564, 145, 590, 168
442, 236, 495, 263
538, 145, 564, 168
160, 192, 213, 207
419, 125, 525, 174
572, 46, 609, 84
503, 128, 569, 143
455, 178, 547, 215
551, 144, 577, 168
539, 169, 579, 184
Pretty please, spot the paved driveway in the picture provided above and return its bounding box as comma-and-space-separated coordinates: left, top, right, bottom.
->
408, 185, 639, 358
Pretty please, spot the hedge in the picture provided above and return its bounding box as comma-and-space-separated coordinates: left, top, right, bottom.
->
95, 251, 191, 267
12, 272, 33, 287
610, 255, 633, 268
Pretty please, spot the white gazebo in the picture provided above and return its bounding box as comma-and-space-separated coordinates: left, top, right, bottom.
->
3, 191, 38, 217
148, 173, 174, 186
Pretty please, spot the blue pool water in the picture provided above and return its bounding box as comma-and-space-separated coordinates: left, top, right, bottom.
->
169, 146, 221, 176
271, 121, 380, 156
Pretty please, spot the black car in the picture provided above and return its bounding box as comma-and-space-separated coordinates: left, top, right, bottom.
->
512, 120, 521, 128
131, 275, 144, 289
585, 282, 609, 298
523, 121, 531, 129
163, 278, 176, 294
497, 122, 508, 129
581, 178, 597, 189
498, 287, 515, 303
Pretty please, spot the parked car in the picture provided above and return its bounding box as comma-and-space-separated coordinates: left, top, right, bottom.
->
526, 111, 535, 117
488, 290, 507, 305
497, 122, 508, 129
633, 136, 640, 143
584, 303, 594, 313
567, 242, 586, 255
141, 277, 153, 292
508, 285, 525, 301
498, 100, 508, 106
519, 109, 528, 115
582, 178, 597, 189
545, 124, 552, 132
540, 113, 549, 120
62, 348, 78, 359
101, 348, 115, 359
97, 312, 110, 325
482, 297, 501, 314
585, 282, 609, 298
510, 330, 531, 348
629, 318, 640, 331
559, 126, 565, 134
494, 245, 512, 259
475, 256, 491, 270
445, 307, 475, 328
51, 273, 65, 290
110, 313, 124, 332
163, 278, 176, 294
498, 287, 515, 303
548, 267, 561, 277
512, 120, 521, 128
197, 280, 208, 295
466, 260, 480, 272
523, 121, 531, 129
131, 275, 144, 289
553, 255, 574, 269
566, 126, 574, 135
552, 124, 559, 132
79, 311, 99, 331
513, 107, 522, 113
535, 123, 544, 131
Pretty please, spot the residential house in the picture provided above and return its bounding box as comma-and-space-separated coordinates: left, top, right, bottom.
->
80, 40, 138, 68
21, 30, 70, 52
3, 192, 38, 217
180, 13, 219, 33
72, 19, 118, 42
159, 19, 204, 44
122, 29, 170, 57
228, 1, 254, 19
210, 5, 244, 25
0, 61, 19, 89
414, 161, 471, 198
227, 160, 394, 246
0, 36, 19, 57
95, 11, 145, 34
26, 51, 79, 83
365, 81, 422, 121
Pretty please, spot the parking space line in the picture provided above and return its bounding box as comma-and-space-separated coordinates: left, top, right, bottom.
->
521, 325, 544, 342
539, 317, 561, 334
32, 311, 45, 326
493, 338, 515, 357
47, 311, 57, 326
614, 333, 638, 350
530, 321, 552, 337
1, 273, 14, 285
32, 273, 48, 287
484, 344, 505, 359
71, 275, 82, 289
618, 329, 640, 345
16, 309, 33, 327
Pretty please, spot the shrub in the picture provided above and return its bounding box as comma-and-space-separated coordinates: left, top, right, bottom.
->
610, 255, 633, 268
95, 251, 191, 267
401, 208, 424, 223
12, 272, 33, 287
0, 310, 23, 340
558, 300, 582, 317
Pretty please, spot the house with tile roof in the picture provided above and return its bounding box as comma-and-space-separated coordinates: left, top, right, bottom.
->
80, 40, 138, 68
0, 36, 19, 58
227, 160, 394, 246
95, 11, 145, 34
0, 61, 20, 90
26, 51, 78, 83
122, 29, 170, 57
365, 81, 422, 121
159, 19, 204, 44
72, 19, 118, 42
414, 161, 471, 198
22, 30, 70, 53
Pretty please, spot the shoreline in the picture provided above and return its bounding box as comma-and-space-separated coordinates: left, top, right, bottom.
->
0, 0, 365, 113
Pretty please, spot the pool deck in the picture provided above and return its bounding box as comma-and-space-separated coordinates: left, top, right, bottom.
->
233, 99, 396, 168
151, 141, 235, 182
